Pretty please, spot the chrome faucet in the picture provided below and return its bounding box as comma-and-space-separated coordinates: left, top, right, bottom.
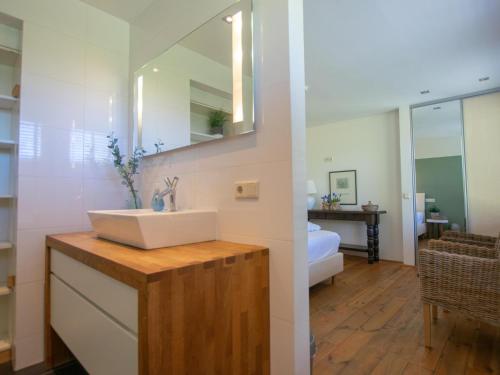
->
163, 176, 179, 212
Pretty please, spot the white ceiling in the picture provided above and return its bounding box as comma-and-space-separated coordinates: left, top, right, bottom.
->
304, 0, 500, 126
82, 0, 500, 127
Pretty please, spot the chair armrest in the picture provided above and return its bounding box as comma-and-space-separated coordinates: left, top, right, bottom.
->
418, 249, 499, 324
441, 230, 497, 248
428, 239, 498, 259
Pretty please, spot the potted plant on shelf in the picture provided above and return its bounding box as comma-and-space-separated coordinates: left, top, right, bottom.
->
429, 205, 441, 219
208, 109, 227, 135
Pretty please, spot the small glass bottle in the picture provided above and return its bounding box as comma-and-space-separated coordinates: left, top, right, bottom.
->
151, 189, 165, 212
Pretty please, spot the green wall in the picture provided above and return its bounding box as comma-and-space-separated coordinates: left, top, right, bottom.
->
415, 156, 466, 230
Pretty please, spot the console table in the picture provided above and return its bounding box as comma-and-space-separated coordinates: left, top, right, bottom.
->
308, 209, 387, 264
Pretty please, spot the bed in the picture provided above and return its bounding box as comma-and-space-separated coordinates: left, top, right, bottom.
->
308, 223, 344, 287
416, 193, 427, 237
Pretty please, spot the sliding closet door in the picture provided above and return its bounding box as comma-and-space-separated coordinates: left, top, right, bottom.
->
463, 91, 500, 236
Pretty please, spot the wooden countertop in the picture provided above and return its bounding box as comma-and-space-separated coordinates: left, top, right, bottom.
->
46, 232, 268, 289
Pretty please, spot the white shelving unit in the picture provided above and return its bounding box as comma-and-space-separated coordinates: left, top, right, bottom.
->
0, 95, 17, 110
0, 12, 22, 365
0, 139, 16, 148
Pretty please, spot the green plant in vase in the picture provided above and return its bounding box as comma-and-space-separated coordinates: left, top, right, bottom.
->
208, 109, 227, 135
107, 133, 146, 209
429, 205, 441, 219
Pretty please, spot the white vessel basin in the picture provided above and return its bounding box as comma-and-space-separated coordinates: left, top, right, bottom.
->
87, 209, 217, 249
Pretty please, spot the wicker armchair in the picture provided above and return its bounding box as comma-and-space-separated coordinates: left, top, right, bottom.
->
440, 230, 498, 248
418, 239, 500, 348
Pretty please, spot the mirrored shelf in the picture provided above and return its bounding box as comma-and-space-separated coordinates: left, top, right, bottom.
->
190, 131, 223, 143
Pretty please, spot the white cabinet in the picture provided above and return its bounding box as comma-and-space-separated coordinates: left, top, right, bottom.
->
50, 249, 139, 375
51, 249, 138, 333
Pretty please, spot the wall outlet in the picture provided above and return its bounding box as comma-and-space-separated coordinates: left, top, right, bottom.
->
235, 181, 259, 199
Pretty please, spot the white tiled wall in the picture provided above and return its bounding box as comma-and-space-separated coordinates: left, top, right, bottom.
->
0, 0, 130, 369
131, 0, 310, 373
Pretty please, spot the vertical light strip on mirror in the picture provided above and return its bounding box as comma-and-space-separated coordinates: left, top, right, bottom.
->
232, 11, 243, 124
137, 75, 144, 143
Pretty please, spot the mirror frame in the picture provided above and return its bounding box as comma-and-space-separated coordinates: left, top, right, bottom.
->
133, 0, 255, 158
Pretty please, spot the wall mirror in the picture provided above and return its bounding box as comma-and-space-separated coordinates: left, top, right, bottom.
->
412, 99, 468, 243
134, 0, 254, 156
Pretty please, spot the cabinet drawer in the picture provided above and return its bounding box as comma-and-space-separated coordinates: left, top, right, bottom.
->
51, 274, 138, 375
51, 249, 138, 334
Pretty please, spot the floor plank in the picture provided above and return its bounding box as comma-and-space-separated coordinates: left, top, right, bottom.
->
310, 255, 500, 375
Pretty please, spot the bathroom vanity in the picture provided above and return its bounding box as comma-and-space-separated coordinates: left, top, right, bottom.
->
45, 232, 269, 374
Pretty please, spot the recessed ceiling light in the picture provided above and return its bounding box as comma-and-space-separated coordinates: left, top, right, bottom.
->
153, 68, 159, 73
420, 90, 430, 95
433, 106, 441, 110
223, 15, 233, 24
478, 76, 490, 82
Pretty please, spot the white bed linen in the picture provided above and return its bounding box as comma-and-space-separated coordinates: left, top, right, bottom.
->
308, 230, 340, 264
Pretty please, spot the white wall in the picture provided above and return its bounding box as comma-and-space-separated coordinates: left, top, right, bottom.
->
131, 0, 309, 373
463, 91, 500, 236
0, 0, 130, 369
307, 111, 404, 262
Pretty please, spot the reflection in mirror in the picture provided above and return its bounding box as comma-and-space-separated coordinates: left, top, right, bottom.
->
412, 100, 468, 241
135, 0, 253, 155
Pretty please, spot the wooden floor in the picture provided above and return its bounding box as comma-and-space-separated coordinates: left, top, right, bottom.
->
310, 255, 500, 374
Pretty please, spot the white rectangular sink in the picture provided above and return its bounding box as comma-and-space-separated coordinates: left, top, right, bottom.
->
87, 209, 217, 249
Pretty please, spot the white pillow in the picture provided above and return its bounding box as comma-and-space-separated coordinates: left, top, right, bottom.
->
416, 211, 425, 224
308, 222, 321, 232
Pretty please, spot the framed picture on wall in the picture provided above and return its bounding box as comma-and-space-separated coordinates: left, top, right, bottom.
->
329, 170, 357, 205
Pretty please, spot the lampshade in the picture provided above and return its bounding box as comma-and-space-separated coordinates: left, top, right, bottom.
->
307, 180, 317, 194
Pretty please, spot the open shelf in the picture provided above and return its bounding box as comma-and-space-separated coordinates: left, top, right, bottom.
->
0, 139, 15, 149
0, 195, 14, 199
0, 44, 20, 67
0, 287, 11, 296
0, 242, 12, 250
0, 95, 17, 110
0, 336, 11, 352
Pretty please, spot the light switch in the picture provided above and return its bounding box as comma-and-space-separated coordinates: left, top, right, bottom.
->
235, 181, 259, 199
